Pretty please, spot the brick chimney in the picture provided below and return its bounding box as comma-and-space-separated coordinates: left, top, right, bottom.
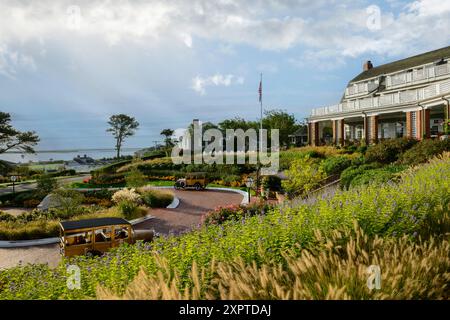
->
363, 60, 373, 71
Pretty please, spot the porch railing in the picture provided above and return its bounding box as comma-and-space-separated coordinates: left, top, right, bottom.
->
310, 78, 450, 117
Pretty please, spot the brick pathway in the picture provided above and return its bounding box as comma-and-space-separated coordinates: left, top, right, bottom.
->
134, 189, 244, 235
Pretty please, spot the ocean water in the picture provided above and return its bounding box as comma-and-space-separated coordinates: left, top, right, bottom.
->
0, 148, 141, 164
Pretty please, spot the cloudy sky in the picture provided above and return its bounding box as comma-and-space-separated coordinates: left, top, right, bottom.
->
0, 0, 449, 150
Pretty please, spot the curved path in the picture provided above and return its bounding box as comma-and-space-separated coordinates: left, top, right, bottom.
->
134, 189, 243, 235
0, 189, 243, 269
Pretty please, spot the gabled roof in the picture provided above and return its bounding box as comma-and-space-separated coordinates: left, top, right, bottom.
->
350, 45, 450, 83
60, 217, 130, 231
289, 127, 308, 137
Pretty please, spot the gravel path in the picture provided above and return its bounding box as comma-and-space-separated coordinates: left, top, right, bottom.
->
0, 189, 243, 269
0, 243, 60, 270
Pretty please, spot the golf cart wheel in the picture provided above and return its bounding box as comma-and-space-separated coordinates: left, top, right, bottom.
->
194, 183, 202, 191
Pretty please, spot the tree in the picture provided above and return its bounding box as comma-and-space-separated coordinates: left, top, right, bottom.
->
0, 112, 39, 154
107, 114, 139, 159
262, 109, 299, 147
218, 117, 258, 132
35, 174, 58, 197
160, 128, 174, 156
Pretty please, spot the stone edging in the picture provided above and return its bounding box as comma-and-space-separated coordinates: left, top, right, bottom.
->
0, 237, 60, 248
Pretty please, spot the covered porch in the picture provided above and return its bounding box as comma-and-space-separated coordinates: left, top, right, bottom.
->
308, 101, 449, 145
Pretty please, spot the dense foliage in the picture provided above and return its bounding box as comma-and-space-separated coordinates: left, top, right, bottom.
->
282, 156, 326, 198
97, 226, 450, 300
400, 138, 450, 165
1, 153, 447, 299
201, 202, 274, 226
364, 137, 417, 164
138, 188, 174, 208
348, 165, 406, 189
320, 156, 352, 176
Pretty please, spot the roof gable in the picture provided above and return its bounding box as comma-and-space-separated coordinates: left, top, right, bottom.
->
350, 45, 450, 83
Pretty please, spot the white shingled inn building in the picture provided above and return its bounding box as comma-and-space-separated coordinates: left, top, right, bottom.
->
307, 46, 450, 146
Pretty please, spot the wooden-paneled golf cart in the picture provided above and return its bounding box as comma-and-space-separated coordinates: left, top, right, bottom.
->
174, 172, 209, 191
59, 217, 154, 257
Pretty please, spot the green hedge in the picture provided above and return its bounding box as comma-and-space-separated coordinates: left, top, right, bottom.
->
320, 156, 352, 176
400, 138, 450, 166
92, 160, 133, 175
349, 165, 406, 189
365, 137, 418, 164
0, 190, 40, 207
340, 163, 381, 189
139, 189, 174, 208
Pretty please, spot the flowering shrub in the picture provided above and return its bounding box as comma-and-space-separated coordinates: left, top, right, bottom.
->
112, 188, 142, 219
201, 202, 274, 226
148, 175, 176, 181
112, 188, 141, 204
91, 173, 125, 186
83, 177, 91, 184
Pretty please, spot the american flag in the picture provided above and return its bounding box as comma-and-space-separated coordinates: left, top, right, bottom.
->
258, 79, 262, 102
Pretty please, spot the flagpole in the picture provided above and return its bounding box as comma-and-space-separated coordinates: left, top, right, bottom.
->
259, 73, 263, 151
259, 73, 262, 141
258, 73, 263, 198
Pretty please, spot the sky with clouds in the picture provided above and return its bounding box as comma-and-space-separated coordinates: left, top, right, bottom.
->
0, 0, 449, 150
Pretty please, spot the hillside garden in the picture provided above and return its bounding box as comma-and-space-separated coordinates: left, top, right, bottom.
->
0, 144, 448, 299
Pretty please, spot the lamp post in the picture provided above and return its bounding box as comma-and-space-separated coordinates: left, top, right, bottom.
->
245, 177, 254, 203
10, 175, 17, 195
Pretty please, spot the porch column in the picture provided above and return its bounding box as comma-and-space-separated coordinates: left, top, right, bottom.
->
406, 111, 413, 138
307, 122, 312, 145
369, 116, 378, 144
313, 122, 319, 146
424, 109, 431, 139
309, 122, 320, 146
363, 116, 368, 145
332, 120, 337, 144
338, 119, 345, 145
416, 110, 422, 139
416, 109, 431, 140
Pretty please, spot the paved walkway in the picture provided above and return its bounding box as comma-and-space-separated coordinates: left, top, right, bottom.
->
0, 189, 243, 269
134, 189, 243, 235
0, 175, 90, 195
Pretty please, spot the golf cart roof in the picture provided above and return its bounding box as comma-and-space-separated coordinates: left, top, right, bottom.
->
60, 217, 130, 232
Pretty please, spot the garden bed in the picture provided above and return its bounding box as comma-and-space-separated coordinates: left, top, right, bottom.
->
0, 153, 448, 299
